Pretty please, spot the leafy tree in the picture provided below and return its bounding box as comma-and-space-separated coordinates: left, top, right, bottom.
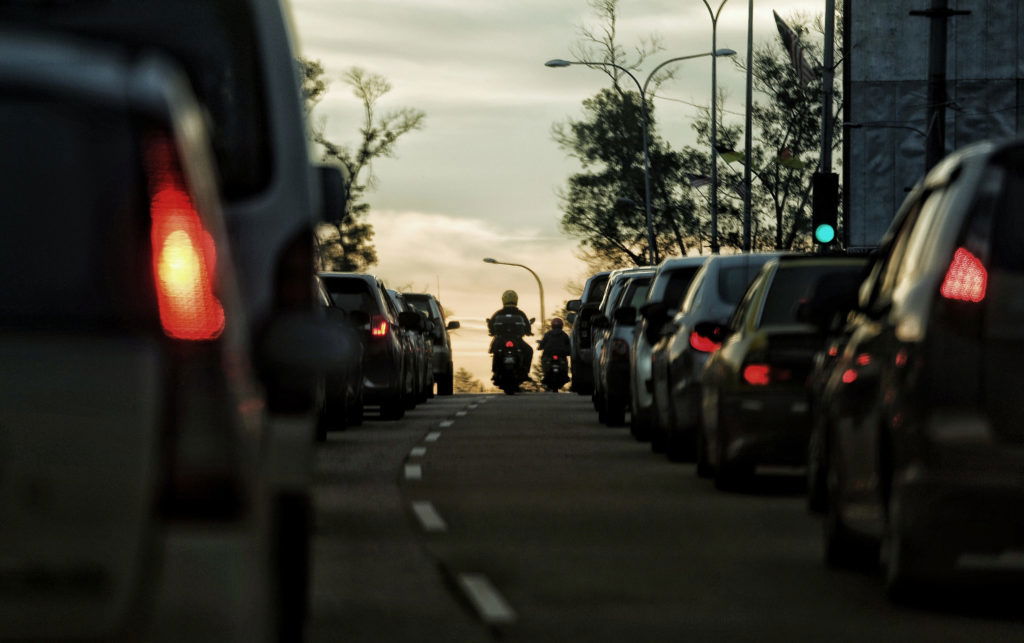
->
453, 367, 485, 393
553, 0, 701, 267
299, 57, 425, 271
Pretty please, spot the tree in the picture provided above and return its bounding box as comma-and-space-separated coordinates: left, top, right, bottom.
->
453, 367, 485, 393
299, 58, 426, 271
553, 0, 702, 267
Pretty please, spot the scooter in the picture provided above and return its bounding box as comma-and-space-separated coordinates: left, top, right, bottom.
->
541, 353, 570, 392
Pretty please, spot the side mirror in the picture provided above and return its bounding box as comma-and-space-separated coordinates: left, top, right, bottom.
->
590, 313, 610, 329
566, 312, 577, 325
640, 301, 668, 324
566, 299, 582, 312
398, 311, 422, 331
446, 320, 460, 330
529, 317, 535, 324
316, 164, 347, 223
613, 306, 637, 326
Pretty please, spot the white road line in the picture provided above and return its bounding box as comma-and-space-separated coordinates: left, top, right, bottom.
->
409, 446, 427, 457
404, 464, 422, 480
455, 411, 467, 417
457, 573, 517, 625
468, 404, 479, 409
439, 420, 454, 428
410, 501, 447, 533
425, 432, 441, 442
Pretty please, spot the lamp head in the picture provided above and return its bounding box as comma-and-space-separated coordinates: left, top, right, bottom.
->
483, 257, 498, 263
544, 59, 572, 68
714, 48, 737, 57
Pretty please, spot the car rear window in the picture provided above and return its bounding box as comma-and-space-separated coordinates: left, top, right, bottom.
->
622, 278, 652, 309
321, 278, 379, 314
718, 266, 750, 305
660, 267, 701, 309
988, 150, 1024, 273
585, 275, 610, 304
760, 264, 865, 327
0, 0, 271, 200
403, 296, 438, 319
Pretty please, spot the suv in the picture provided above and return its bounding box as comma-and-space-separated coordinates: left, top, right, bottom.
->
589, 268, 653, 417
0, 34, 271, 639
595, 271, 655, 425
566, 271, 611, 395
820, 140, 1024, 597
403, 293, 460, 395
387, 289, 432, 406
320, 274, 416, 419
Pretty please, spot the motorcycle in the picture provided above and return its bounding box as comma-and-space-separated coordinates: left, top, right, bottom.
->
541, 353, 569, 392
490, 313, 533, 395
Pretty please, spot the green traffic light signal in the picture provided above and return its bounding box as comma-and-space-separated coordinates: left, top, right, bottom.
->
814, 224, 836, 244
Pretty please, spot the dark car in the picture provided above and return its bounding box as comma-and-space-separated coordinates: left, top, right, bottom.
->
594, 271, 655, 425
630, 256, 707, 441
314, 285, 365, 441
0, 34, 276, 638
319, 274, 415, 419
650, 253, 784, 458
403, 293, 460, 395
820, 140, 1024, 597
697, 256, 867, 491
566, 271, 611, 395
387, 289, 432, 405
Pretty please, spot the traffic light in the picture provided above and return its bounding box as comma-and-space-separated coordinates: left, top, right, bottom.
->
812, 172, 839, 246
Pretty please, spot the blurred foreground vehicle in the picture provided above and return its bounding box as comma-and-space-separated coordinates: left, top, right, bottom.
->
822, 140, 1024, 597
630, 257, 706, 441
0, 33, 270, 640
402, 293, 460, 396
314, 285, 365, 442
650, 253, 783, 458
0, 0, 354, 637
565, 271, 610, 395
319, 273, 414, 419
698, 256, 867, 490
593, 269, 654, 425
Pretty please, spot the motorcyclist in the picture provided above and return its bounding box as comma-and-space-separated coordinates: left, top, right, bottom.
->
538, 317, 572, 358
487, 290, 533, 382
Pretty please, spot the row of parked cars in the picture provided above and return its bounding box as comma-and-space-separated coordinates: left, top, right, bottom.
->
0, 1, 418, 640
567, 138, 1024, 599
314, 272, 459, 440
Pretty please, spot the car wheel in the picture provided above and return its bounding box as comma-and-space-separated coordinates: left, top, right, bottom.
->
806, 418, 828, 514
665, 422, 695, 463
604, 395, 626, 427
713, 421, 751, 492
272, 492, 310, 642
346, 396, 364, 426
695, 427, 712, 478
314, 411, 328, 443
630, 408, 651, 441
823, 447, 876, 569
437, 367, 454, 396
380, 391, 406, 420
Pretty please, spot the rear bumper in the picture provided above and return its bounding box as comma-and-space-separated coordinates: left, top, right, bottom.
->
720, 389, 812, 466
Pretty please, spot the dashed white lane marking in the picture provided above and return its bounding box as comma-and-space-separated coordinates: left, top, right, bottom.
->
404, 464, 422, 480
457, 573, 517, 625
455, 411, 467, 417
409, 446, 427, 457
410, 501, 447, 533
439, 420, 454, 428
425, 432, 441, 442
468, 404, 479, 409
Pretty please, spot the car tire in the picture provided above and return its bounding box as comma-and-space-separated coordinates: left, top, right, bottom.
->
346, 396, 364, 426
822, 447, 877, 570
806, 419, 828, 513
665, 422, 695, 463
437, 367, 454, 396
273, 492, 311, 643
380, 391, 406, 420
695, 428, 713, 478
629, 408, 651, 441
604, 395, 626, 427
713, 423, 751, 492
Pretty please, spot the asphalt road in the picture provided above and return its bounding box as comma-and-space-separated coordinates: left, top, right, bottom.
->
310, 393, 1024, 642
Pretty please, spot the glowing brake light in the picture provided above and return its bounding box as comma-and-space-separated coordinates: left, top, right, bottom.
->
552, 355, 559, 360
505, 340, 515, 348
689, 331, 722, 353
742, 364, 771, 386
855, 353, 872, 367
146, 134, 224, 340
940, 247, 987, 303
841, 369, 858, 384
371, 315, 390, 338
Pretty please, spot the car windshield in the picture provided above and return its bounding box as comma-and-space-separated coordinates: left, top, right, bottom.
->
321, 278, 378, 314
760, 264, 866, 327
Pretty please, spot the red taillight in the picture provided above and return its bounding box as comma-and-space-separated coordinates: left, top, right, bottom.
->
940, 247, 987, 303
841, 369, 858, 384
689, 331, 722, 353
552, 355, 559, 360
371, 315, 389, 338
827, 345, 839, 358
742, 364, 771, 386
855, 353, 872, 367
895, 349, 908, 368
505, 340, 515, 348
146, 134, 224, 341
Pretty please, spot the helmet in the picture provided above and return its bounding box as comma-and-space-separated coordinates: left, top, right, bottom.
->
550, 317, 563, 329
501, 290, 518, 306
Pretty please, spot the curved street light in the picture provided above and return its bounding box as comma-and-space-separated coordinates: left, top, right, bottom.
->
703, 1, 729, 254
546, 49, 736, 265
483, 257, 545, 332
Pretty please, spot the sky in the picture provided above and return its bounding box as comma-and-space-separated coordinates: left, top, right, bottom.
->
287, 0, 823, 384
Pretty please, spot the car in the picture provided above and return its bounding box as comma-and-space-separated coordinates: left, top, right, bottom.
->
314, 285, 366, 441
820, 140, 1024, 597
697, 255, 868, 491
387, 289, 433, 405
319, 273, 415, 419
0, 33, 277, 639
0, 3, 347, 636
629, 257, 707, 441
565, 271, 611, 395
649, 253, 785, 458
589, 268, 655, 418
593, 270, 655, 425
403, 293, 460, 395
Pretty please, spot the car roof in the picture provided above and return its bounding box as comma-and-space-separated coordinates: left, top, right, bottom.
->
658, 256, 708, 270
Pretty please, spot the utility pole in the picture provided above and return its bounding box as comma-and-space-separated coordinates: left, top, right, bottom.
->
910, 0, 970, 172
812, 0, 839, 252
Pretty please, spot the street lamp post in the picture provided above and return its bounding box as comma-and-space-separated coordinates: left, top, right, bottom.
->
702, 1, 728, 254
483, 258, 545, 332
546, 49, 735, 265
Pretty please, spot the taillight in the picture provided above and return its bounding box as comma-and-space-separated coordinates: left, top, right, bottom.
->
841, 368, 858, 384
855, 353, 872, 367
689, 331, 721, 353
940, 247, 987, 303
552, 355, 559, 360
505, 340, 515, 348
742, 364, 771, 386
146, 133, 224, 341
371, 315, 390, 338
827, 345, 839, 358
